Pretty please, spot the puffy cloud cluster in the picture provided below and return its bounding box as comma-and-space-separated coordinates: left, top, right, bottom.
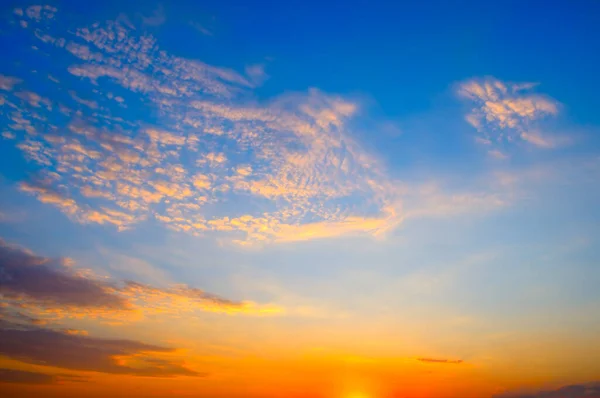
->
2, 7, 527, 245
458, 78, 566, 156
2, 5, 399, 244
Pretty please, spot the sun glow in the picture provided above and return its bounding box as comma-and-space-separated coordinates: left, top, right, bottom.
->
345, 392, 370, 398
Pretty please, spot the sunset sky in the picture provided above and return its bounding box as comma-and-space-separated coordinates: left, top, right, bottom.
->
1, 1, 600, 397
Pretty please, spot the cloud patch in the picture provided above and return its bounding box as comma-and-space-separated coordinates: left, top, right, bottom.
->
458, 77, 569, 152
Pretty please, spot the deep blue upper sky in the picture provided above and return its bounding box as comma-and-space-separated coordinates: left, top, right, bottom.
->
37, 0, 600, 123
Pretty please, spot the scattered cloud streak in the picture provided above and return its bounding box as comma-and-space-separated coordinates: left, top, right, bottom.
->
417, 357, 464, 364
190, 21, 213, 36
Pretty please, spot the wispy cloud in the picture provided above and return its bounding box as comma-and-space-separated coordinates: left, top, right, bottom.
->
245, 64, 269, 86
139, 4, 166, 27
190, 21, 213, 36
417, 357, 464, 364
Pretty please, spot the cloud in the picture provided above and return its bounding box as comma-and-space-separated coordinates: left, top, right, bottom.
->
120, 281, 283, 316
416, 357, 464, 364
493, 382, 600, 398
15, 91, 52, 109
5, 10, 524, 247
140, 5, 166, 27
190, 21, 213, 36
0, 306, 50, 327
400, 180, 509, 220
0, 368, 87, 385
0, 321, 199, 377
0, 74, 22, 91
0, 238, 282, 322
4, 11, 401, 245
13, 5, 57, 22
69, 90, 99, 109
458, 77, 568, 152
488, 149, 509, 159
245, 64, 269, 86
0, 238, 128, 310
519, 131, 571, 149
272, 213, 399, 243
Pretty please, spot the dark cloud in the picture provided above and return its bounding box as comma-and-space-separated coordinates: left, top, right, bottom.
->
0, 368, 87, 385
494, 382, 600, 398
0, 307, 47, 326
0, 239, 128, 309
417, 357, 464, 364
0, 321, 199, 377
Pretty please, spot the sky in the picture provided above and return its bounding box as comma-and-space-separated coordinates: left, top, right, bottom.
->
0, 1, 599, 397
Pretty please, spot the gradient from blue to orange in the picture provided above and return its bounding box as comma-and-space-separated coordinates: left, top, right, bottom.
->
0, 1, 599, 397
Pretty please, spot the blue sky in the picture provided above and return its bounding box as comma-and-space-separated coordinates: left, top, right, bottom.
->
0, 2, 599, 397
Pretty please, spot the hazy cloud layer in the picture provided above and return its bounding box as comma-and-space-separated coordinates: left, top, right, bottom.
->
494, 382, 600, 398
0, 368, 86, 385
